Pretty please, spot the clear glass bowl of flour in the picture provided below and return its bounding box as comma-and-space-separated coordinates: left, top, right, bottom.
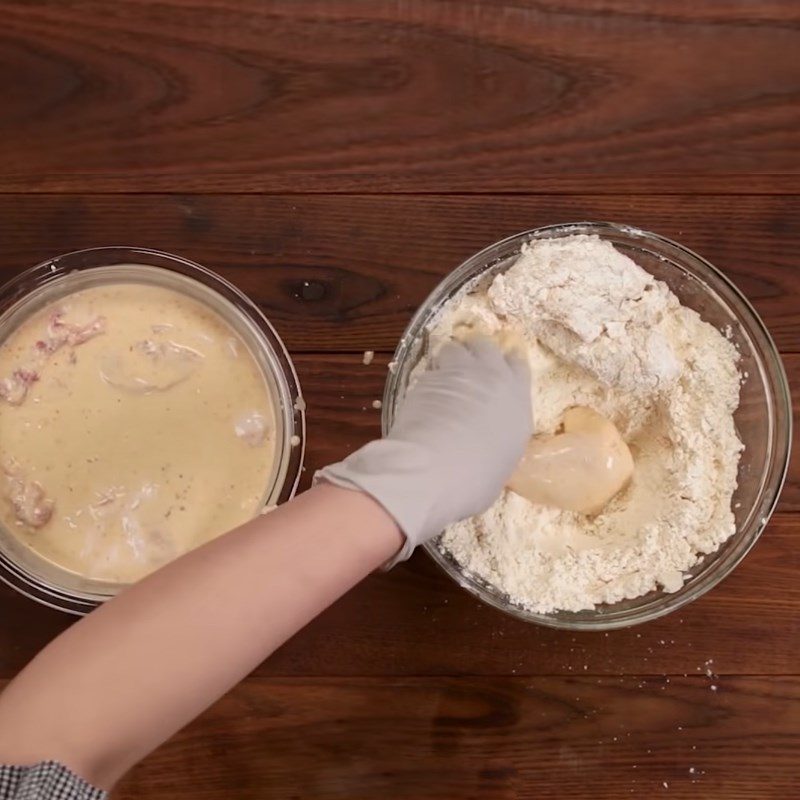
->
383, 223, 792, 630
0, 248, 305, 614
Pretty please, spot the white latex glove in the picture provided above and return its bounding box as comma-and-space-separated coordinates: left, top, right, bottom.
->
317, 335, 532, 567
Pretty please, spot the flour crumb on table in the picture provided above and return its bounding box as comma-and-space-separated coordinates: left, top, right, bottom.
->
422, 234, 742, 614
362, 350, 374, 365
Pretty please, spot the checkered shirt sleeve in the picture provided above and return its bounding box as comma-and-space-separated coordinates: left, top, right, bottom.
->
0, 762, 106, 800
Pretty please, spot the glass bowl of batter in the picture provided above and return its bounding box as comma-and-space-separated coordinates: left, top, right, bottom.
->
0, 247, 304, 614
384, 223, 791, 629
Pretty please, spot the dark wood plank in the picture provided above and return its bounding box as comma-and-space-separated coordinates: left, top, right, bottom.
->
294, 352, 800, 509
9, 523, 797, 680
0, 1, 798, 193
0, 353, 797, 678
1, 193, 799, 351
2, 514, 797, 679
105, 675, 799, 799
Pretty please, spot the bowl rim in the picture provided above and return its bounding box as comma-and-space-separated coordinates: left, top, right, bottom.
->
382, 221, 792, 630
0, 246, 306, 615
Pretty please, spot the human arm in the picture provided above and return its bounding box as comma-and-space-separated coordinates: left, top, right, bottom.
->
0, 484, 402, 790
0, 335, 531, 792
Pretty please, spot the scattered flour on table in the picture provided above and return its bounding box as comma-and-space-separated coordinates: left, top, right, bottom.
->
422, 235, 742, 613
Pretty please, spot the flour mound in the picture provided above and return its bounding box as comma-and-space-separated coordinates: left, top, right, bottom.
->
428, 234, 742, 614
489, 237, 681, 395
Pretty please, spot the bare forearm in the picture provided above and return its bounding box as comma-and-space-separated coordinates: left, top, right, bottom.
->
0, 483, 402, 788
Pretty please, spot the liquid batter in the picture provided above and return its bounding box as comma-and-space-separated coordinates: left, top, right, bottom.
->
0, 281, 276, 583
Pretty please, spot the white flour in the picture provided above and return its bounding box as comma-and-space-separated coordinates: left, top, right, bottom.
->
426, 235, 742, 613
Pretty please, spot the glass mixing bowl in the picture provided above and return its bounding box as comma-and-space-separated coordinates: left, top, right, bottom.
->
383, 223, 792, 630
0, 247, 305, 614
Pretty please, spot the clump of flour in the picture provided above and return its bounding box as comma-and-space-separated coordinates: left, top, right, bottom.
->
425, 234, 742, 613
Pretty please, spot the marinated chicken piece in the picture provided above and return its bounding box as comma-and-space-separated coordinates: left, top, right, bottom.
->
509, 406, 634, 515
2, 460, 54, 528
100, 338, 203, 393
0, 311, 106, 406
47, 311, 107, 347
235, 411, 269, 447
0, 369, 39, 406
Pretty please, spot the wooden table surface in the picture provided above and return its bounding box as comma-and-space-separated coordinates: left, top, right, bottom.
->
1, 2, 798, 798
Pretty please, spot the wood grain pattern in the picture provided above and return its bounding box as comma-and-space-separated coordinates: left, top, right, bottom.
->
0, 352, 795, 678
102, 675, 798, 799
0, 1, 798, 193
1, 193, 799, 351
3, 516, 797, 681
295, 352, 800, 506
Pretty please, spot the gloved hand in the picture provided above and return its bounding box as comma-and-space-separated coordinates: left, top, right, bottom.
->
317, 335, 532, 567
